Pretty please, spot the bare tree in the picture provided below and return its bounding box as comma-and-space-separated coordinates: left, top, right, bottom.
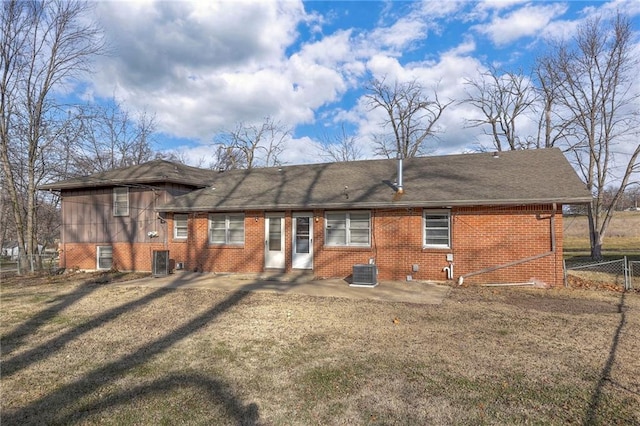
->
533, 59, 580, 149
0, 0, 103, 271
365, 78, 452, 159
463, 68, 538, 151
213, 116, 291, 170
539, 13, 640, 258
318, 124, 362, 162
73, 101, 157, 174
0, 175, 11, 256
154, 150, 197, 166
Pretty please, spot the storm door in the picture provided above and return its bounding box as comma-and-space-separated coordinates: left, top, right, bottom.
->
265, 213, 285, 269
292, 213, 313, 269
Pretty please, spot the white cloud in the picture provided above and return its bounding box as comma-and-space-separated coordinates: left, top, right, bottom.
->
443, 37, 477, 57
91, 1, 307, 137
90, 1, 372, 146
368, 15, 430, 52
80, 0, 637, 169
477, 0, 529, 12
473, 3, 569, 46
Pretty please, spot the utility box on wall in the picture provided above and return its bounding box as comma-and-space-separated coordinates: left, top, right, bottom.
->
152, 250, 170, 277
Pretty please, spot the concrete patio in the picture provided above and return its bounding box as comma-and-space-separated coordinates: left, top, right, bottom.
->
116, 270, 452, 305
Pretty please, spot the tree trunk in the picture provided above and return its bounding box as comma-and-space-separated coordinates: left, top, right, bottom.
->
587, 204, 602, 260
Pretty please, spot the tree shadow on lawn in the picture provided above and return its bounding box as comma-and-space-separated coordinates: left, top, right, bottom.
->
2, 273, 302, 425
54, 373, 260, 425
1, 275, 113, 356
583, 291, 632, 425
2, 272, 208, 377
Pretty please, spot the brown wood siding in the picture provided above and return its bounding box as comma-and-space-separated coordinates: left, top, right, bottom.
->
60, 184, 195, 244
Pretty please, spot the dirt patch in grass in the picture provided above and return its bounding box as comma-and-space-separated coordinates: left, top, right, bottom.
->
1, 273, 639, 425
502, 291, 623, 315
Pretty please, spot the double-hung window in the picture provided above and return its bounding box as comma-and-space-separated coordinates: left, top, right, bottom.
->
174, 214, 188, 240
113, 187, 129, 216
424, 210, 451, 248
325, 211, 371, 247
209, 214, 244, 245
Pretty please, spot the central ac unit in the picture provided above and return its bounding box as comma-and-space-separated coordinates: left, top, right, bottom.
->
351, 264, 378, 287
152, 250, 170, 277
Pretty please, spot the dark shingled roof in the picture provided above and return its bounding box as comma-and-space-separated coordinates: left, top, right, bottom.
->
39, 159, 215, 190
157, 148, 592, 212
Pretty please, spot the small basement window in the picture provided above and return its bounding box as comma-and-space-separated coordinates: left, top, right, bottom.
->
97, 246, 113, 270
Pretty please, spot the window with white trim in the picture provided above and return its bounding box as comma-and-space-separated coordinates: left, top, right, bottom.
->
97, 246, 113, 270
174, 214, 188, 240
113, 187, 129, 216
424, 210, 451, 248
209, 214, 245, 245
325, 211, 371, 246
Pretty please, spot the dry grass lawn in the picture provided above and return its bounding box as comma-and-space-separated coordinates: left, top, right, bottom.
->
1, 271, 639, 425
564, 211, 640, 253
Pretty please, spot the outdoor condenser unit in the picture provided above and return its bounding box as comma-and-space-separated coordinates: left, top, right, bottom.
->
351, 264, 378, 287
152, 250, 170, 277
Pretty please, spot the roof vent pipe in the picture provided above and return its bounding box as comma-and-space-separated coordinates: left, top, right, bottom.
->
397, 158, 404, 194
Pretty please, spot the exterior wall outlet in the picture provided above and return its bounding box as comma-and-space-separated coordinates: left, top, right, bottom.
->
446, 253, 454, 262
412, 264, 419, 272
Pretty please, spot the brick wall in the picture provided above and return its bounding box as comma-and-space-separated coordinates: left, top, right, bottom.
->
60, 241, 166, 271
313, 205, 563, 286
59, 204, 565, 286
452, 205, 563, 286
167, 211, 265, 273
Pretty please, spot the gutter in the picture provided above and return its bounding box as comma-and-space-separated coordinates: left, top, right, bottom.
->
457, 203, 558, 286
155, 199, 590, 213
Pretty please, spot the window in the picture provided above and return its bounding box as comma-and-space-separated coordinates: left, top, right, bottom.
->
424, 210, 451, 248
209, 214, 244, 245
113, 187, 129, 216
325, 211, 371, 246
174, 214, 188, 239
97, 246, 113, 270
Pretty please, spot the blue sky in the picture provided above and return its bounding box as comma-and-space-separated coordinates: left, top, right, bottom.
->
80, 0, 640, 168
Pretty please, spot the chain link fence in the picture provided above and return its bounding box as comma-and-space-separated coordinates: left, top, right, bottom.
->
0, 254, 60, 276
564, 257, 633, 290
630, 261, 640, 290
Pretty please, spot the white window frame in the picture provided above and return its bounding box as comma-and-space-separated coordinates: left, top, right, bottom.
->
423, 209, 451, 248
208, 213, 245, 245
113, 187, 129, 216
324, 211, 371, 247
96, 246, 113, 270
173, 214, 188, 240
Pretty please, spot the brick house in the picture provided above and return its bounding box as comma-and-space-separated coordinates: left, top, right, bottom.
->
40, 148, 591, 286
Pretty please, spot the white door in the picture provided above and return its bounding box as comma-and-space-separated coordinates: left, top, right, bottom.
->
292, 213, 313, 269
265, 213, 285, 269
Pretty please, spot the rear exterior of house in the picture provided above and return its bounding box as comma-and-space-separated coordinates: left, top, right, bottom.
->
41, 149, 592, 287
161, 204, 563, 285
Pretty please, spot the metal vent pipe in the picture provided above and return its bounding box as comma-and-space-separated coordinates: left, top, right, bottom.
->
397, 158, 404, 194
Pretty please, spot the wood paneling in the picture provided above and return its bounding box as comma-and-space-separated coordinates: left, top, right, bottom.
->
60, 184, 194, 244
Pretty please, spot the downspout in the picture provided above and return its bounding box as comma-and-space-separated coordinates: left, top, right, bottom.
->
457, 204, 557, 285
